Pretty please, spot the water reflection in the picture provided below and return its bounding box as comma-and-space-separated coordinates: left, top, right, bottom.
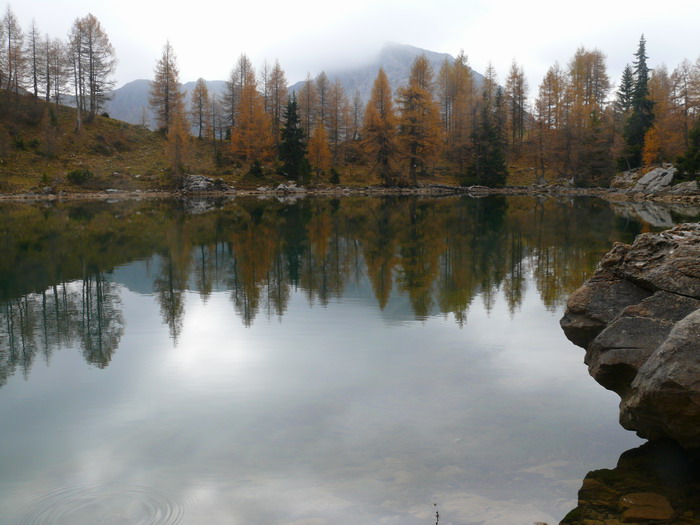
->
0, 272, 123, 385
2, 195, 698, 524
562, 440, 700, 523
1, 195, 694, 386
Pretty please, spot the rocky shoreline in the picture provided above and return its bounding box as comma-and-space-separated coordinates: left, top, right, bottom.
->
1, 164, 699, 203
561, 223, 700, 453
1, 178, 698, 205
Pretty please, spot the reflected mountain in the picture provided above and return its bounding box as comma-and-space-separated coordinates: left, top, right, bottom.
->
1, 195, 697, 386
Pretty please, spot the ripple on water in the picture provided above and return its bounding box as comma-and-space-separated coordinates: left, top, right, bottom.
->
17, 484, 185, 525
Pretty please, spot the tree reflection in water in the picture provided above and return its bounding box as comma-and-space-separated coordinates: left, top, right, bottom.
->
0, 271, 123, 386
2, 195, 699, 522
0, 195, 681, 384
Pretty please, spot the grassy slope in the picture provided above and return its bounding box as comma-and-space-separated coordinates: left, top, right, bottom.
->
0, 92, 231, 193
0, 91, 544, 193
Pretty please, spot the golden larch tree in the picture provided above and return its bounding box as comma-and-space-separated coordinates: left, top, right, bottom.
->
168, 105, 191, 186
534, 63, 568, 177
669, 59, 697, 149
396, 55, 442, 185
643, 65, 684, 165
267, 60, 288, 150
505, 60, 528, 155
150, 41, 184, 133
230, 64, 274, 163
442, 51, 475, 170
315, 71, 330, 130
308, 120, 332, 177
362, 68, 398, 186
298, 73, 318, 138
223, 54, 254, 138
328, 79, 349, 164
190, 78, 212, 139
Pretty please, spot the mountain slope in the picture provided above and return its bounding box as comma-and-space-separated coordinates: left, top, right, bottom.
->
105, 79, 227, 127
105, 43, 484, 126
289, 42, 485, 102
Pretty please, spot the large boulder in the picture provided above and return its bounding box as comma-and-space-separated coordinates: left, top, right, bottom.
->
182, 175, 231, 193
561, 223, 700, 451
620, 309, 700, 447
631, 167, 677, 193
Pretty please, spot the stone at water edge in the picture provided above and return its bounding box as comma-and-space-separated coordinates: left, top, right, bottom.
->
559, 273, 650, 349
610, 169, 643, 189
560, 223, 700, 451
584, 291, 700, 396
182, 175, 231, 192
620, 309, 700, 448
663, 180, 699, 195
631, 166, 677, 193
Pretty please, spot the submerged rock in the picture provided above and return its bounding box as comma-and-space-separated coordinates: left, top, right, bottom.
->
561, 223, 700, 451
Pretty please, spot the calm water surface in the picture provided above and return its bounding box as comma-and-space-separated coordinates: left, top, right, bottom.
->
1, 196, 697, 524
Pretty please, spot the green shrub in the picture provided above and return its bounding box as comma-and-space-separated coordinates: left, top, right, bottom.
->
249, 160, 263, 177
90, 142, 112, 156
66, 168, 94, 185
112, 140, 130, 152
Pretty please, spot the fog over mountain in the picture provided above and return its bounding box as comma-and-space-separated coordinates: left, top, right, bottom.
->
105, 43, 484, 127
288, 42, 485, 103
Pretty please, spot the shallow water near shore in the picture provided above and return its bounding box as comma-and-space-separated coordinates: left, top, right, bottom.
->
1, 195, 698, 524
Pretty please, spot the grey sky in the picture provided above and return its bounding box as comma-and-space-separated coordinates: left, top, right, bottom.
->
12, 0, 700, 94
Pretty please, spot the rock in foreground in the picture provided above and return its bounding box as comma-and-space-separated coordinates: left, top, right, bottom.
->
561, 223, 700, 451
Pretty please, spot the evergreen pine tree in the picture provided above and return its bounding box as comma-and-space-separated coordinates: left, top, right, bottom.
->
676, 117, 700, 181
620, 36, 655, 169
615, 64, 634, 114
463, 89, 508, 187
279, 94, 311, 182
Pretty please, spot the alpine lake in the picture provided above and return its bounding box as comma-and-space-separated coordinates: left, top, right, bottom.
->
1, 194, 699, 525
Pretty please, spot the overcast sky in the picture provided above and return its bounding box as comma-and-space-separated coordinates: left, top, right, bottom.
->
11, 0, 700, 93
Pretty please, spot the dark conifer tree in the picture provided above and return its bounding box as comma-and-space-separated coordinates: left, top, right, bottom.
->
463, 89, 508, 187
620, 35, 655, 169
279, 94, 311, 181
615, 64, 634, 114
676, 118, 700, 180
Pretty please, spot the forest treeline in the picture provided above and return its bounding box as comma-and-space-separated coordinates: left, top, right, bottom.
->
3, 6, 700, 186
0, 196, 643, 385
